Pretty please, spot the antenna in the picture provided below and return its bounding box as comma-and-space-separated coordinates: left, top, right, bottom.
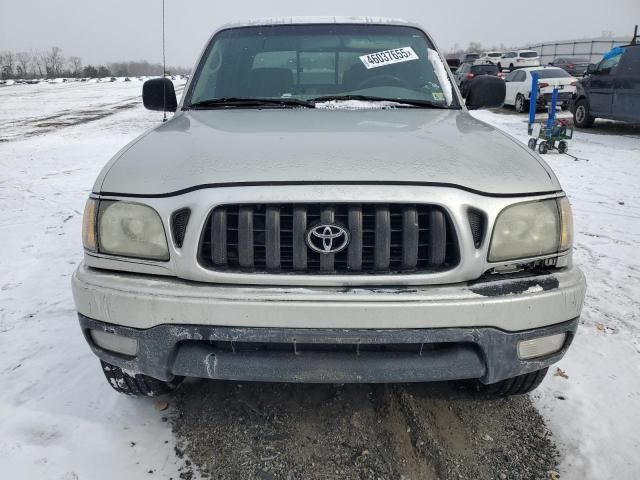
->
162, 0, 167, 122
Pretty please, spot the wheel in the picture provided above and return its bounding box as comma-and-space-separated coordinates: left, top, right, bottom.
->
497, 62, 502, 71
573, 98, 595, 128
558, 141, 568, 154
527, 138, 537, 150
515, 94, 527, 113
538, 141, 549, 154
100, 360, 183, 397
473, 368, 549, 397
560, 101, 569, 111
509, 63, 514, 71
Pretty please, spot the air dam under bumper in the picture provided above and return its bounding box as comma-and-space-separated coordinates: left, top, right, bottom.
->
79, 314, 578, 384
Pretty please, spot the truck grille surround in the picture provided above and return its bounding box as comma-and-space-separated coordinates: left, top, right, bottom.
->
199, 204, 459, 274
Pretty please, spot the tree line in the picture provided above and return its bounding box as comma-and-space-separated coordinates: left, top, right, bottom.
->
0, 47, 189, 80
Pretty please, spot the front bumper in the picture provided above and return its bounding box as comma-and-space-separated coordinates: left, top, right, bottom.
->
79, 314, 578, 384
73, 263, 585, 384
72, 263, 585, 332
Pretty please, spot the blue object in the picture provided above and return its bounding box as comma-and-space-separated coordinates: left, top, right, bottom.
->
546, 88, 559, 130
603, 46, 624, 60
528, 72, 539, 131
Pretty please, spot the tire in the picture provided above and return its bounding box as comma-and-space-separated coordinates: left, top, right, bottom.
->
515, 94, 527, 113
509, 63, 514, 71
538, 141, 549, 154
497, 62, 502, 72
100, 360, 183, 397
573, 98, 595, 128
558, 141, 568, 154
527, 138, 537, 150
474, 368, 549, 397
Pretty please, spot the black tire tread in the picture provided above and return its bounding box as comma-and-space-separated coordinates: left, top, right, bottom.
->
100, 360, 181, 397
475, 368, 549, 397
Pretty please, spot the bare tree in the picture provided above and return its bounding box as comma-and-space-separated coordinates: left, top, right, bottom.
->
0, 50, 16, 79
32, 51, 46, 77
44, 46, 64, 78
15, 52, 31, 79
69, 56, 82, 77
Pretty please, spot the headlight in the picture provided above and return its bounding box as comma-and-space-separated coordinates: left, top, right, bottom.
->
97, 201, 169, 260
488, 197, 573, 263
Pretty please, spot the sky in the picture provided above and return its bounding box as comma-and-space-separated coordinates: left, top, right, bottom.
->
1, 0, 638, 68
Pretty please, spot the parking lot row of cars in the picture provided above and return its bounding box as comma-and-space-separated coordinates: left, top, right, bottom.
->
450, 41, 640, 126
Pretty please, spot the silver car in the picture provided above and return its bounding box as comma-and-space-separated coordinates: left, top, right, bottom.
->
72, 17, 586, 397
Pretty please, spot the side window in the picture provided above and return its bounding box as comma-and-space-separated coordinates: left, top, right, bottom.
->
617, 48, 640, 77
515, 71, 526, 82
596, 52, 623, 76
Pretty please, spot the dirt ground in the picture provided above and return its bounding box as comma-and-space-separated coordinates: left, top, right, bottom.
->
170, 380, 558, 480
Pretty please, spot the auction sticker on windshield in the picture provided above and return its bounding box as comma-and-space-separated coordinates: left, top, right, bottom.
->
360, 47, 419, 69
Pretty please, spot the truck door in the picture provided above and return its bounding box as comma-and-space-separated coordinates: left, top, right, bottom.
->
588, 51, 623, 117
613, 46, 640, 122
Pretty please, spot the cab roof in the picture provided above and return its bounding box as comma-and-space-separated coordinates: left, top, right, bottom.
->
219, 16, 416, 29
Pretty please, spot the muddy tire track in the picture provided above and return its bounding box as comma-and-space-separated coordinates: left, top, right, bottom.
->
171, 380, 558, 480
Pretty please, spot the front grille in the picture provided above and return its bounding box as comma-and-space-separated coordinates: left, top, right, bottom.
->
199, 204, 459, 274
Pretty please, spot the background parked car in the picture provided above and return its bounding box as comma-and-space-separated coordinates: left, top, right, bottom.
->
456, 63, 502, 96
497, 50, 541, 71
446, 57, 461, 73
503, 66, 577, 112
570, 43, 640, 127
476, 51, 503, 64
548, 57, 591, 76
460, 52, 480, 63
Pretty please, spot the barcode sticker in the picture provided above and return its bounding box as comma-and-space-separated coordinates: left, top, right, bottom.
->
359, 47, 419, 69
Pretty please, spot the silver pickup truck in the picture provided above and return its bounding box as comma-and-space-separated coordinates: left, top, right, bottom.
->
72, 17, 586, 398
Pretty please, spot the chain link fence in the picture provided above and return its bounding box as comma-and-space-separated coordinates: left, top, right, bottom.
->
524, 38, 630, 65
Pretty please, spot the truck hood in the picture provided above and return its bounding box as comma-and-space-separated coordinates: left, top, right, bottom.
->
96, 108, 560, 197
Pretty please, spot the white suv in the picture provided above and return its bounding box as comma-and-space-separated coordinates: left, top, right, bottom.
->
72, 17, 585, 398
498, 50, 541, 71
476, 51, 503, 65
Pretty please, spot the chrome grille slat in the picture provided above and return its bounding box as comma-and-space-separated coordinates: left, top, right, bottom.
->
200, 203, 458, 275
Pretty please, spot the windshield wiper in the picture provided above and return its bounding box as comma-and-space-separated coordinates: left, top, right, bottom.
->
188, 97, 313, 109
310, 95, 451, 109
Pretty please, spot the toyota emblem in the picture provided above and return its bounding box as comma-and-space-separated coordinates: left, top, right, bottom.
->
306, 224, 350, 254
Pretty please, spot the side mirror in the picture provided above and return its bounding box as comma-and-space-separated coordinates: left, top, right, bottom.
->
143, 78, 177, 112
465, 75, 506, 110
585, 63, 597, 75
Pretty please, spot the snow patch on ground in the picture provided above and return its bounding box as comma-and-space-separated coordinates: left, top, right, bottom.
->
0, 82, 187, 480
472, 109, 640, 480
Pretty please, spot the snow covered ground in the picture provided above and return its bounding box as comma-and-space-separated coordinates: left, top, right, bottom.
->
0, 82, 638, 479
0, 81, 188, 480
472, 110, 640, 479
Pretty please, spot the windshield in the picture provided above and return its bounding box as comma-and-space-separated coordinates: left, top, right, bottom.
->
186, 24, 457, 108
532, 68, 571, 78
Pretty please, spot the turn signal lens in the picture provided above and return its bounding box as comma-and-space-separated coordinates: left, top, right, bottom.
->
518, 333, 566, 359
82, 199, 98, 251
558, 197, 574, 251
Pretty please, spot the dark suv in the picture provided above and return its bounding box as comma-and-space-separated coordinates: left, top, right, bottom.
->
455, 63, 501, 97
571, 43, 640, 127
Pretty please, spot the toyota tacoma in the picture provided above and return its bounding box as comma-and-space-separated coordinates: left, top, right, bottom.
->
72, 17, 586, 397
